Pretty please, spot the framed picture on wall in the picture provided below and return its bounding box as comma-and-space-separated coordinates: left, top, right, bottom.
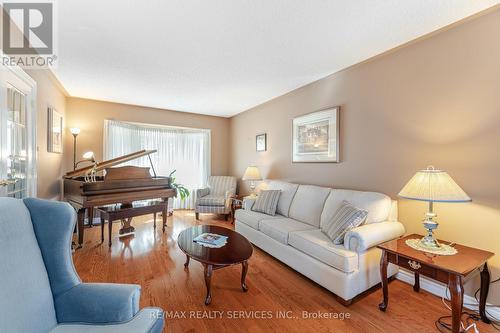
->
292, 106, 339, 163
256, 133, 267, 152
48, 107, 63, 153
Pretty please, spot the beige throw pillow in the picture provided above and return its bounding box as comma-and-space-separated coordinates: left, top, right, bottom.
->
321, 200, 368, 244
252, 190, 281, 216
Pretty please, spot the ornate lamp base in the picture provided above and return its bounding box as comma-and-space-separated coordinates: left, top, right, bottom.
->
421, 218, 440, 250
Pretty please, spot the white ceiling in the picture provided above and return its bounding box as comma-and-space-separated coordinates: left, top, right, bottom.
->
54, 1, 499, 117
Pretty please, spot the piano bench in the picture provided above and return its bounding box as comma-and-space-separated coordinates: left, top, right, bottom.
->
96, 200, 169, 247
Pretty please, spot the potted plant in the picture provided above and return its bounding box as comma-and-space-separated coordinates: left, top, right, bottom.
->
168, 170, 190, 215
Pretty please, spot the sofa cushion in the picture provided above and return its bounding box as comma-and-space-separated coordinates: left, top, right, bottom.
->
197, 195, 225, 206
288, 229, 358, 273
0, 198, 57, 333
259, 218, 315, 244
288, 185, 331, 227
266, 181, 299, 217
235, 209, 282, 230
320, 189, 392, 227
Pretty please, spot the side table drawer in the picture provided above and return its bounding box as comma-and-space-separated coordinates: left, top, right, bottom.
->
397, 255, 437, 279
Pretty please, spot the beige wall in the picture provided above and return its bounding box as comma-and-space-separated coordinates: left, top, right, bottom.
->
230, 9, 500, 302
25, 70, 67, 200
2, 6, 68, 200
63, 97, 230, 176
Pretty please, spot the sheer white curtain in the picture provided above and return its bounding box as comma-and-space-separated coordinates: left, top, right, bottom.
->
104, 120, 211, 209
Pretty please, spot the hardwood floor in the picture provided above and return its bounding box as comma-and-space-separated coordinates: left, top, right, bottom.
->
73, 211, 496, 333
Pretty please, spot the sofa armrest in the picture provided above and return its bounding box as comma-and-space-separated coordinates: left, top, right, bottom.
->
242, 196, 256, 210
344, 221, 405, 253
54, 283, 140, 324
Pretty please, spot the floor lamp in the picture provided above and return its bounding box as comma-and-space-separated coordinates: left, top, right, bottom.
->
70, 127, 81, 170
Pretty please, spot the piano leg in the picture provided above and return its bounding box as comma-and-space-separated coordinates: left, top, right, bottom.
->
77, 208, 85, 248
162, 199, 168, 233
100, 217, 105, 243
88, 207, 94, 227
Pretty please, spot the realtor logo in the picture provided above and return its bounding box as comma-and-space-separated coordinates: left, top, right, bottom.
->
1, 1, 57, 68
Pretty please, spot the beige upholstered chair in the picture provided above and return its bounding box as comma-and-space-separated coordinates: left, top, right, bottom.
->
195, 176, 237, 220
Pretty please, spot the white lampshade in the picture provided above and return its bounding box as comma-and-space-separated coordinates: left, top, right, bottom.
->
70, 127, 81, 135
398, 166, 471, 203
82, 151, 94, 159
242, 166, 262, 181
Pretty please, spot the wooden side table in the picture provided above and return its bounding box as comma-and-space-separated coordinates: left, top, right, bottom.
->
378, 234, 494, 333
230, 196, 243, 223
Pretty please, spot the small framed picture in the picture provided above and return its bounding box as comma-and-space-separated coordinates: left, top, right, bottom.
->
256, 133, 267, 152
48, 107, 63, 153
292, 106, 339, 163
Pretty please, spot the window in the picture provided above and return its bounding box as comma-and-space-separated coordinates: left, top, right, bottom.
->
104, 120, 210, 209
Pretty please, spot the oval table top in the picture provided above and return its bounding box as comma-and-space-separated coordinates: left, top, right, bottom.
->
177, 225, 253, 266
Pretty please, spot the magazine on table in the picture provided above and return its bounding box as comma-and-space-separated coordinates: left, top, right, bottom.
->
193, 233, 228, 246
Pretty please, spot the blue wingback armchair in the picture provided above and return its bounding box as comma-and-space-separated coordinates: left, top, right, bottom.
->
0, 197, 164, 333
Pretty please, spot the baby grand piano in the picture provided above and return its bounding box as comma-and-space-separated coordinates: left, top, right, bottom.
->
63, 150, 176, 248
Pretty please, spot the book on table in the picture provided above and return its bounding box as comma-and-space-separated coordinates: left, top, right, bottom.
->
193, 233, 228, 246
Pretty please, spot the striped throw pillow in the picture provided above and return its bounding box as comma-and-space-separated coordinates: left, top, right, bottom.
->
252, 190, 281, 216
321, 201, 368, 245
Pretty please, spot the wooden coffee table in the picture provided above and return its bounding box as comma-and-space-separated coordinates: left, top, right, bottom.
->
177, 225, 253, 305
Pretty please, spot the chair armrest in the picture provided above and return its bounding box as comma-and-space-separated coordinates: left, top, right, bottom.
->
196, 188, 210, 198
225, 188, 236, 206
242, 196, 257, 210
344, 221, 405, 253
225, 188, 236, 200
54, 283, 140, 324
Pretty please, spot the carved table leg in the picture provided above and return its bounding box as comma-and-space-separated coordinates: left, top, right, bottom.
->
76, 208, 85, 248
184, 255, 190, 268
413, 272, 420, 292
379, 250, 389, 311
480, 262, 491, 323
153, 212, 157, 229
204, 264, 213, 305
449, 274, 464, 333
241, 260, 249, 292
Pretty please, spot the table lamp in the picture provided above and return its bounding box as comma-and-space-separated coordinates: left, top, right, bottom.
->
398, 166, 471, 250
242, 166, 262, 195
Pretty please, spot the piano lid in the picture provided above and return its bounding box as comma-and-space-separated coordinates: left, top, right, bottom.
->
64, 149, 157, 178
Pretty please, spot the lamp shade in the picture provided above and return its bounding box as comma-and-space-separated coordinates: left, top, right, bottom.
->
70, 127, 81, 135
242, 166, 262, 181
82, 151, 94, 159
398, 166, 471, 203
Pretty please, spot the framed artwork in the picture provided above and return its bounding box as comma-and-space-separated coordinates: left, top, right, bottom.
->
292, 106, 339, 163
256, 133, 267, 152
48, 107, 63, 153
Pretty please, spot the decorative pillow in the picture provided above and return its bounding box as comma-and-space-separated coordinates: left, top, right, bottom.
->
252, 190, 281, 216
321, 200, 368, 245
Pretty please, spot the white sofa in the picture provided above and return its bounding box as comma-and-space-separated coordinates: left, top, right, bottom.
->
234, 180, 405, 305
